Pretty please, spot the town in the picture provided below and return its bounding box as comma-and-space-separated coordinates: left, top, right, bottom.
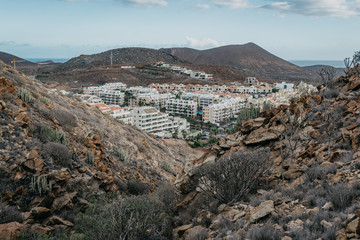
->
66, 67, 317, 140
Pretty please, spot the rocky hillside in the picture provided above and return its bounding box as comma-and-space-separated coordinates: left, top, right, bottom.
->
0, 61, 205, 239
173, 64, 360, 239
162, 43, 315, 82
0, 52, 37, 69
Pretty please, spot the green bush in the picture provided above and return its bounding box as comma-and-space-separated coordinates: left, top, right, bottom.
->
30, 123, 66, 144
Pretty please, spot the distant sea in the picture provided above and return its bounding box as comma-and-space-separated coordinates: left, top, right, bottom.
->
289, 60, 345, 68
25, 58, 69, 63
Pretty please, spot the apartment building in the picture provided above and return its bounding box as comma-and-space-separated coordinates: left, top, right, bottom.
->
202, 98, 245, 124
131, 107, 189, 133
76, 94, 104, 104
166, 99, 198, 117
99, 90, 125, 105
182, 93, 220, 109
129, 93, 173, 109
244, 77, 259, 86
84, 82, 127, 95
275, 82, 294, 90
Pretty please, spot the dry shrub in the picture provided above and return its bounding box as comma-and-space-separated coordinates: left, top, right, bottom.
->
197, 148, 271, 204
43, 142, 72, 168
52, 108, 78, 129
0, 202, 23, 224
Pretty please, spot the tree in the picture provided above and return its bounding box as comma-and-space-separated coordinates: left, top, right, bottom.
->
196, 148, 271, 204
317, 67, 336, 89
181, 129, 187, 139
314, 100, 343, 157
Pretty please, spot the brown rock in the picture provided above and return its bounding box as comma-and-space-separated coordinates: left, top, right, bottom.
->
22, 157, 45, 173
284, 169, 303, 180
51, 193, 72, 212
349, 77, 360, 91
0, 222, 24, 240
249, 200, 274, 223
346, 217, 359, 234
183, 226, 208, 240
173, 224, 193, 239
244, 128, 279, 145
46, 216, 73, 227
14, 112, 30, 127
30, 207, 51, 219
311, 94, 322, 105
0, 77, 16, 95
27, 150, 39, 160
241, 117, 265, 132
287, 219, 304, 232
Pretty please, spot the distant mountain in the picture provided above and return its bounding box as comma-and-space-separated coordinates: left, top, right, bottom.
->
161, 43, 314, 81
58, 47, 188, 71
0, 51, 37, 68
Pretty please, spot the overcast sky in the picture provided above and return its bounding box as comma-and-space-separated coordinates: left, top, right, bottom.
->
1, 0, 359, 60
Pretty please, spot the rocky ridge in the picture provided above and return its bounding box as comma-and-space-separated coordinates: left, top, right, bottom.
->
173, 65, 360, 239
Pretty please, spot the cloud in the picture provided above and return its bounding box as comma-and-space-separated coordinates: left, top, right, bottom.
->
262, 0, 360, 18
189, 4, 211, 10
115, 0, 167, 7
0, 41, 30, 47
209, 0, 250, 9
186, 37, 224, 49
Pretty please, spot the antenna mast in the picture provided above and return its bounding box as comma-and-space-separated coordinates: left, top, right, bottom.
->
110, 51, 113, 68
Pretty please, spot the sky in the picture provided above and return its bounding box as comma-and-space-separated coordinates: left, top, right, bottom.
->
0, 0, 359, 60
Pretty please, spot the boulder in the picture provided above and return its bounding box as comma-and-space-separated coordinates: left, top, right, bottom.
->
241, 117, 265, 132
45, 216, 73, 227
287, 219, 304, 232
249, 200, 274, 223
244, 128, 279, 145
0, 222, 24, 240
30, 207, 51, 219
51, 193, 73, 212
346, 217, 359, 234
14, 112, 30, 128
183, 225, 208, 240
22, 151, 45, 173
173, 224, 193, 239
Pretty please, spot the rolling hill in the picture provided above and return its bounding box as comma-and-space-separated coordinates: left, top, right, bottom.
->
161, 43, 315, 81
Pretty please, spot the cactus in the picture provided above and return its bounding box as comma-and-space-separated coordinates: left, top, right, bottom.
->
116, 148, 131, 163
56, 129, 66, 145
31, 175, 51, 196
86, 151, 95, 165
17, 87, 33, 103
39, 96, 51, 106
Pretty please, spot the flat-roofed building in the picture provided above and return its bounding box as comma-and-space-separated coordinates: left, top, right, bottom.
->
166, 99, 197, 117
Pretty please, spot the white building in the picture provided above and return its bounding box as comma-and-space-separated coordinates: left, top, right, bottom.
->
99, 90, 125, 105
131, 107, 189, 134
202, 98, 245, 124
275, 82, 294, 90
130, 93, 173, 110
244, 77, 259, 86
166, 99, 197, 117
